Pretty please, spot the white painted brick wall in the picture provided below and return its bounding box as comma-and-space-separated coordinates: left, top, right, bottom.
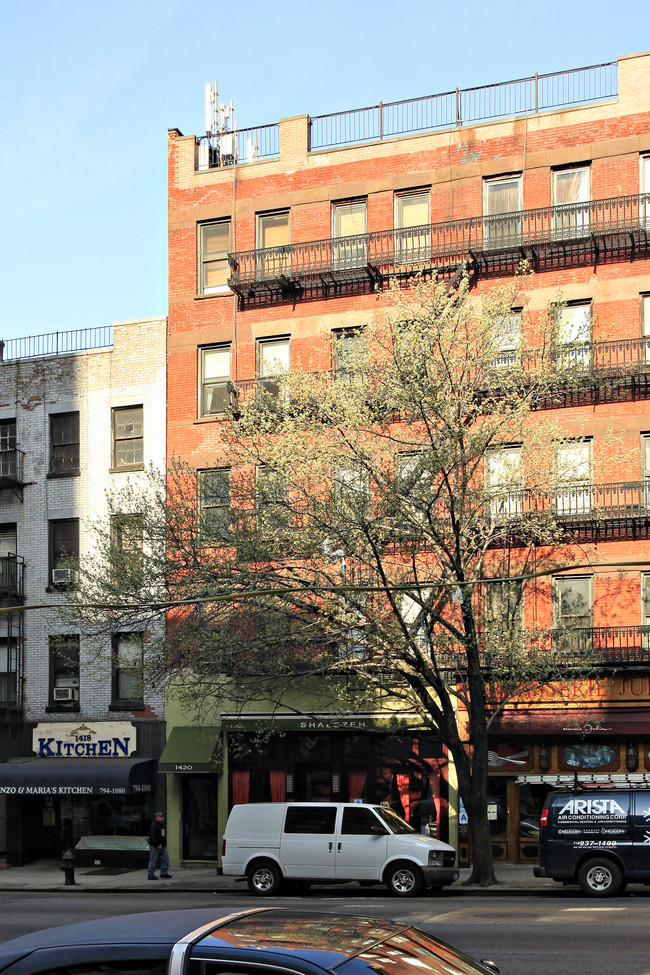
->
0, 318, 167, 724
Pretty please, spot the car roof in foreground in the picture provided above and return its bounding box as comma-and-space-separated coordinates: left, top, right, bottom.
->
0, 909, 231, 971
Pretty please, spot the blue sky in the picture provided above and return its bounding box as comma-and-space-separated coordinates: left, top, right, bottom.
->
0, 0, 646, 339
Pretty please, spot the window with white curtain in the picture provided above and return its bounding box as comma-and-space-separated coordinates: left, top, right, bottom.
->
257, 336, 290, 404
332, 200, 367, 269
485, 446, 523, 521
553, 167, 590, 238
257, 210, 290, 278
554, 440, 592, 516
395, 190, 430, 263
554, 302, 592, 372
641, 155, 650, 229
483, 176, 522, 249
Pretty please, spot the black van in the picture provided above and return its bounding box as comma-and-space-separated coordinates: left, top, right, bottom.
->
535, 788, 650, 896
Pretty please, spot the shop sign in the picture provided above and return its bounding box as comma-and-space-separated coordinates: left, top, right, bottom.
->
32, 721, 137, 758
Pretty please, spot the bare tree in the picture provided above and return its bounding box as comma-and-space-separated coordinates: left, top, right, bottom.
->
68, 273, 613, 885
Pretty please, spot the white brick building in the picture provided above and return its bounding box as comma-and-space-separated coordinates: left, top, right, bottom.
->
0, 318, 167, 865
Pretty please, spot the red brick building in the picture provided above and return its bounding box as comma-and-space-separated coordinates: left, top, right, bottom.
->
165, 52, 650, 866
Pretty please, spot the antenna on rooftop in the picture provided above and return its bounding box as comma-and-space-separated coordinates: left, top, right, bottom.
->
198, 83, 237, 171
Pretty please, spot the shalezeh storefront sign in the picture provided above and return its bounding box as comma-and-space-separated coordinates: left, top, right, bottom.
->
32, 721, 137, 758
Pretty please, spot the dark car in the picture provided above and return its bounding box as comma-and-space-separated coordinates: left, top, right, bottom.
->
0, 908, 499, 975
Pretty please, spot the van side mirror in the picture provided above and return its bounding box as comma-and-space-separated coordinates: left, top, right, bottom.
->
370, 824, 388, 835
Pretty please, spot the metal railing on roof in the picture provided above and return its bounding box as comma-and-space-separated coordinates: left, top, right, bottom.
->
0, 326, 113, 362
310, 61, 617, 150
196, 124, 280, 169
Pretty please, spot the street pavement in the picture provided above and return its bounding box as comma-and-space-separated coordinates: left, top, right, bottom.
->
0, 859, 554, 894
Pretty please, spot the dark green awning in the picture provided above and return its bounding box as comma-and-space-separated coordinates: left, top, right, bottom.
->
158, 726, 223, 773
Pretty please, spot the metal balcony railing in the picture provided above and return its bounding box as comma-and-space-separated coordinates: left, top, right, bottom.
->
0, 556, 24, 600
196, 124, 280, 170
228, 192, 650, 299
489, 479, 650, 525
0, 448, 25, 485
438, 625, 650, 672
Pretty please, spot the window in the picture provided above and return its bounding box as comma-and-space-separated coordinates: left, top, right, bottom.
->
199, 345, 231, 417
284, 805, 337, 833
553, 166, 590, 238
198, 219, 231, 294
640, 155, 650, 230
332, 200, 367, 269
0, 524, 18, 596
257, 337, 290, 404
484, 580, 524, 632
112, 406, 143, 469
341, 807, 384, 835
198, 468, 231, 541
0, 420, 17, 479
395, 190, 430, 263
49, 412, 79, 476
554, 301, 591, 372
483, 175, 522, 249
642, 575, 650, 648
643, 435, 650, 509
256, 465, 290, 532
112, 632, 144, 707
257, 210, 290, 278
0, 620, 18, 706
335, 462, 369, 518
485, 446, 523, 522
396, 453, 427, 526
401, 592, 429, 650
553, 575, 593, 655
49, 635, 80, 708
642, 294, 650, 364
49, 519, 79, 588
333, 328, 366, 379
554, 440, 592, 516
111, 514, 143, 582
493, 310, 522, 368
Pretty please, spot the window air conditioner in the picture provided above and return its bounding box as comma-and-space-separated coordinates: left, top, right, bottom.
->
53, 687, 78, 702
52, 568, 71, 585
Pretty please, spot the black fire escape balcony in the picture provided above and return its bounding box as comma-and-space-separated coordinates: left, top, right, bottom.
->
0, 555, 24, 604
228, 193, 650, 308
0, 447, 26, 500
439, 625, 650, 673
490, 479, 650, 543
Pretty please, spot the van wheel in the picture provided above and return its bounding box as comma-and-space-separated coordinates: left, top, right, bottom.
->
385, 861, 424, 897
247, 860, 282, 895
578, 858, 623, 897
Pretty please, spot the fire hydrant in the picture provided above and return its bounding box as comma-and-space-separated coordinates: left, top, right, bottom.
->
60, 849, 76, 886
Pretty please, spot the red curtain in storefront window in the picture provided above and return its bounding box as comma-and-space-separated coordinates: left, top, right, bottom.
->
232, 770, 250, 805
396, 772, 410, 821
348, 771, 366, 801
269, 769, 286, 802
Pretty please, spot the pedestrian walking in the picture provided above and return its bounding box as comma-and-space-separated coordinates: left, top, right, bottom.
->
147, 811, 172, 880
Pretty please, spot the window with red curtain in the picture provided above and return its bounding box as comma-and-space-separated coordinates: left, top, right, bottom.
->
396, 772, 410, 821
348, 771, 366, 801
232, 770, 250, 805
269, 769, 286, 802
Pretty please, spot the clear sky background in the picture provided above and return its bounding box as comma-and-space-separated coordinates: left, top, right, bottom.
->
1, 0, 647, 339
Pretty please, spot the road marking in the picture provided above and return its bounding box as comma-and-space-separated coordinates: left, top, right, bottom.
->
564, 907, 627, 912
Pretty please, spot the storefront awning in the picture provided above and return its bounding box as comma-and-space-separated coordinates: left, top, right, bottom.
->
0, 757, 157, 796
489, 708, 650, 736
221, 713, 429, 733
158, 726, 223, 773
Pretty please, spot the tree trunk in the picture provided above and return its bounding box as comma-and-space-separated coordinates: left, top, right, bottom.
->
464, 789, 498, 886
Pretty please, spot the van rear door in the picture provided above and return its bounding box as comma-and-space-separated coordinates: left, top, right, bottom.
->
280, 804, 338, 879
335, 805, 388, 880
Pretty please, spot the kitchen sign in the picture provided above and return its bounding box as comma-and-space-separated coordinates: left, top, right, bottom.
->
32, 721, 137, 758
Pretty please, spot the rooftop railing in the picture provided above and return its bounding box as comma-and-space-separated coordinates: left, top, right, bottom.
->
196, 123, 281, 170
310, 62, 617, 150
228, 191, 650, 296
0, 326, 113, 362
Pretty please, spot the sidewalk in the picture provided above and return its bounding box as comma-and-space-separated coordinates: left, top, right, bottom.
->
0, 860, 554, 894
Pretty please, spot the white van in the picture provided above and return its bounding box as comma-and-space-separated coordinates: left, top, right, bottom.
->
222, 801, 458, 897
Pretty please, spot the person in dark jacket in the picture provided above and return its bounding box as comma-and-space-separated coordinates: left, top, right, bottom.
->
147, 811, 172, 880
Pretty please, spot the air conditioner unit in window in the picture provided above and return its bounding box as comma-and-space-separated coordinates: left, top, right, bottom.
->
52, 568, 71, 586
53, 686, 78, 702
56, 676, 79, 688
